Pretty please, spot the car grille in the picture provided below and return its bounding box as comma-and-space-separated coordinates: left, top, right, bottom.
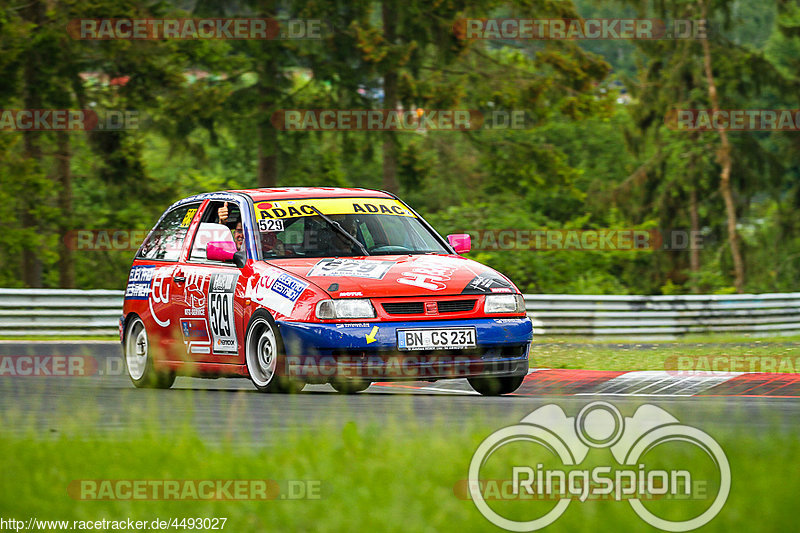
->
382, 302, 425, 315
437, 299, 476, 313
381, 299, 476, 315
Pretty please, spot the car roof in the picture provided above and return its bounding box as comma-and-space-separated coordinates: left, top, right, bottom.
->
227, 187, 394, 202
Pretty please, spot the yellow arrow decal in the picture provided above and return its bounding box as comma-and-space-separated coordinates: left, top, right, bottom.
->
365, 325, 379, 344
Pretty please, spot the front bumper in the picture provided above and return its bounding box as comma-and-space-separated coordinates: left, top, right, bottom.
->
276, 317, 532, 381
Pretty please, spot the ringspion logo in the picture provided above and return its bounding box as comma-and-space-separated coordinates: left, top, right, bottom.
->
467, 401, 729, 531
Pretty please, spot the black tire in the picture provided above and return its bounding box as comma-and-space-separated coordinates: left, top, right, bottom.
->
244, 311, 304, 393
467, 374, 525, 396
330, 379, 371, 394
124, 315, 175, 389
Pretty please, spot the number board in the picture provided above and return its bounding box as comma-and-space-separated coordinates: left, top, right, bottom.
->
208, 272, 238, 355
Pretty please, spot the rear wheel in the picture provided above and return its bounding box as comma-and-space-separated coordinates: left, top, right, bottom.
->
467, 374, 525, 396
124, 316, 175, 389
245, 312, 304, 393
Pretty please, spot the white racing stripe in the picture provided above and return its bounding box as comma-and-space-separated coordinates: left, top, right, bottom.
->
575, 370, 743, 397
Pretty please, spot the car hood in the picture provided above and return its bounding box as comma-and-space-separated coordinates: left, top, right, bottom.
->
263, 254, 518, 298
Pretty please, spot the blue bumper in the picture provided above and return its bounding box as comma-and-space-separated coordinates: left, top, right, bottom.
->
276, 317, 532, 381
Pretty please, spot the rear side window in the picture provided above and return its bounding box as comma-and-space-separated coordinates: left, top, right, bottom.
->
137, 203, 200, 261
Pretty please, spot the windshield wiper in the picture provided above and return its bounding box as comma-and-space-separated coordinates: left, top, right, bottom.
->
307, 206, 370, 256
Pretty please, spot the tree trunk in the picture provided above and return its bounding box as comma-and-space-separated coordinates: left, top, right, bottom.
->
56, 131, 75, 288
257, 0, 278, 188
689, 186, 700, 292
21, 0, 44, 287
257, 118, 278, 188
687, 132, 701, 293
381, 1, 399, 193
699, 0, 744, 293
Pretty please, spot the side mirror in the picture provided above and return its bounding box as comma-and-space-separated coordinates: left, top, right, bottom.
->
207, 241, 237, 262
447, 233, 471, 254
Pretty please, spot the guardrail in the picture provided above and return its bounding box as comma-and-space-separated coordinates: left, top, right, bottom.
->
525, 293, 800, 338
1, 288, 800, 339
0, 288, 122, 337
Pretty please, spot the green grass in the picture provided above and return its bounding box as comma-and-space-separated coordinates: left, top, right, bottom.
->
0, 408, 797, 532
531, 337, 800, 372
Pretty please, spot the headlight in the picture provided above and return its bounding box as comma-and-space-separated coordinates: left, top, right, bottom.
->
484, 294, 525, 314
315, 299, 376, 319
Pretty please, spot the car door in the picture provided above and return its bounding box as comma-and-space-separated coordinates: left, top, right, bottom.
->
174, 198, 248, 364
132, 201, 202, 361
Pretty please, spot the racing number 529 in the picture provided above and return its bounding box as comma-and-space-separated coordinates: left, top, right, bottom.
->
210, 292, 231, 337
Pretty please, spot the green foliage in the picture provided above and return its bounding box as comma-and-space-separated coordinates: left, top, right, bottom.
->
0, 0, 798, 295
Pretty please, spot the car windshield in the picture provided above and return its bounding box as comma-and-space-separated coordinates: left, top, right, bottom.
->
253, 197, 449, 259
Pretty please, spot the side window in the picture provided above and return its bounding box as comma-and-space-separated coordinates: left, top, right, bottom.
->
138, 204, 200, 261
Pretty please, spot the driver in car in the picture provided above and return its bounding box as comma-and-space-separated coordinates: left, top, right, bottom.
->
216, 202, 245, 252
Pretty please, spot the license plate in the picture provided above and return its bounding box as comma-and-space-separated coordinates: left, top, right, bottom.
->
397, 327, 477, 350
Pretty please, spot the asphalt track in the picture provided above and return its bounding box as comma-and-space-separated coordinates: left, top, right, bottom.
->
1, 341, 799, 443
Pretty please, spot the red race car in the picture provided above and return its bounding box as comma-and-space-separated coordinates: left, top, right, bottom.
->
121, 188, 532, 395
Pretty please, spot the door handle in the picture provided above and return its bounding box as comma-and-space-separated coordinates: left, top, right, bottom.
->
173, 275, 186, 283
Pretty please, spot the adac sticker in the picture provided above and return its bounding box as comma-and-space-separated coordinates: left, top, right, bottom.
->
254, 198, 416, 220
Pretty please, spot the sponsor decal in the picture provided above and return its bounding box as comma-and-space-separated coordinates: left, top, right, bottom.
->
462, 274, 514, 294
254, 198, 415, 220
180, 318, 211, 354
248, 268, 309, 316
307, 258, 394, 280
181, 319, 210, 341
208, 273, 238, 354
339, 291, 363, 297
184, 269, 208, 310
397, 265, 456, 291
180, 208, 198, 228
124, 265, 155, 300
365, 325, 379, 344
149, 267, 172, 327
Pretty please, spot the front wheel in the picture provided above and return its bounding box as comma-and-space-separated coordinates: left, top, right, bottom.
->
245, 312, 304, 393
467, 374, 525, 396
124, 316, 175, 389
